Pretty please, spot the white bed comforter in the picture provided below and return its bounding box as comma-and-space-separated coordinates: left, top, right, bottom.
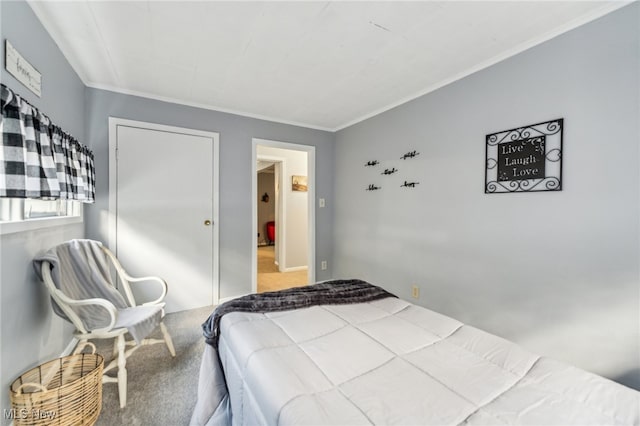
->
191, 297, 639, 425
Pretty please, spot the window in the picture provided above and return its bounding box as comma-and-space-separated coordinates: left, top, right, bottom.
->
0, 198, 82, 234
1, 198, 81, 221
26, 199, 81, 219
0, 83, 94, 234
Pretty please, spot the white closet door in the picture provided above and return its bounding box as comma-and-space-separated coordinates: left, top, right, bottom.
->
116, 124, 215, 312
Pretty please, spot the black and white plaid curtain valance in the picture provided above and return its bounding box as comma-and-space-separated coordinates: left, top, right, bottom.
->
0, 84, 95, 202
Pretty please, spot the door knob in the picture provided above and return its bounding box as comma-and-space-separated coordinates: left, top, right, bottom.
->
204, 220, 212, 226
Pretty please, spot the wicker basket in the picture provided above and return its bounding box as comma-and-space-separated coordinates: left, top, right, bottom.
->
9, 343, 103, 426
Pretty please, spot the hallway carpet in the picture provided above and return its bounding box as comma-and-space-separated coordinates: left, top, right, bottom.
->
257, 245, 308, 292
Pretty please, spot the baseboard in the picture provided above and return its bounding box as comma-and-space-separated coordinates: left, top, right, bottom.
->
281, 266, 308, 273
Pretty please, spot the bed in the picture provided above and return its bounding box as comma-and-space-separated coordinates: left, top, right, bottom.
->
190, 280, 639, 425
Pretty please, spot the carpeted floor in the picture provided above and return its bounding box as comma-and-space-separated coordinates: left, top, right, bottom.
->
257, 245, 308, 292
94, 305, 214, 426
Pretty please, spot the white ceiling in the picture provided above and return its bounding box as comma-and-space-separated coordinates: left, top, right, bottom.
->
28, 1, 628, 131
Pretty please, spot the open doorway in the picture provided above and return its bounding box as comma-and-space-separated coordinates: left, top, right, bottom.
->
252, 139, 316, 294
257, 160, 305, 292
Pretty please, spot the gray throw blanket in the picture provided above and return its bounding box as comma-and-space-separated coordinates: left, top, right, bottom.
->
33, 239, 162, 344
202, 279, 396, 347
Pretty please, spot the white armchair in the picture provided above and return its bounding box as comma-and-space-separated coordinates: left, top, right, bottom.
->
35, 239, 176, 408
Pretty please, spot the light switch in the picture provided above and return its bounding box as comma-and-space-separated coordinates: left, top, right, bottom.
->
319, 198, 326, 208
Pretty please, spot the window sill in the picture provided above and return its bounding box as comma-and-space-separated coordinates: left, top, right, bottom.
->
0, 215, 82, 235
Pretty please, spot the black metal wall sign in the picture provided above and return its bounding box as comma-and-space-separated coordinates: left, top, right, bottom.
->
485, 118, 563, 193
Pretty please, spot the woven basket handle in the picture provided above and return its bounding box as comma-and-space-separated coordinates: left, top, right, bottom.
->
73, 342, 97, 355
15, 383, 48, 394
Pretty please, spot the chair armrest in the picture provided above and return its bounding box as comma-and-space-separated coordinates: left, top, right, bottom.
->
101, 247, 167, 307
41, 262, 118, 333
61, 294, 119, 333
124, 274, 168, 306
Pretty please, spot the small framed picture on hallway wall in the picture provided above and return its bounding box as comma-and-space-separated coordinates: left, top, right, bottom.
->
292, 175, 308, 192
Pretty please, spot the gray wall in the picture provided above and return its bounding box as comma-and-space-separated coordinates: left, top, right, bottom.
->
84, 88, 335, 299
0, 1, 85, 421
334, 4, 639, 389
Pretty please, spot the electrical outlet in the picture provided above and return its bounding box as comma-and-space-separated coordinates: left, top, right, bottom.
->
321, 261, 327, 270
411, 285, 420, 299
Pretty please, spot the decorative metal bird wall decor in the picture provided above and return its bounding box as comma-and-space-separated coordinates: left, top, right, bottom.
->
401, 181, 419, 188
381, 167, 398, 175
400, 150, 419, 160
366, 184, 381, 191
365, 160, 379, 167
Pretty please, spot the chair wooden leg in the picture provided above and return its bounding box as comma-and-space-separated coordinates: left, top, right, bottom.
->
160, 322, 176, 357
116, 334, 127, 408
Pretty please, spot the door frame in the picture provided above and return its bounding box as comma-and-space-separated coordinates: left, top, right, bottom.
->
251, 138, 316, 294
108, 117, 220, 304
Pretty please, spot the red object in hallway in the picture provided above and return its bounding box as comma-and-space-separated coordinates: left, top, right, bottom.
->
266, 221, 275, 244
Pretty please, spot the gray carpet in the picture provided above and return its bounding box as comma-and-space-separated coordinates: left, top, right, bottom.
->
94, 305, 214, 426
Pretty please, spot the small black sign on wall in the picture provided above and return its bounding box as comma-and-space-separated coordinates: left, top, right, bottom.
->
485, 119, 563, 193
